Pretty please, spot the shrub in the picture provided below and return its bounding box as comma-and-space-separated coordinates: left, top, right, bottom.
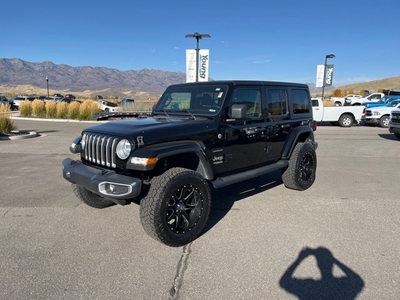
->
56, 102, 69, 119
0, 103, 16, 134
46, 101, 57, 118
19, 101, 32, 117
79, 100, 100, 120
32, 100, 46, 117
68, 101, 81, 119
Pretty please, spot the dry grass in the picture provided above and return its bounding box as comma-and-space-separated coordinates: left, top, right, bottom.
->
0, 103, 15, 134
32, 100, 46, 117
56, 102, 69, 119
79, 100, 101, 120
19, 101, 32, 117
68, 101, 81, 119
46, 101, 57, 118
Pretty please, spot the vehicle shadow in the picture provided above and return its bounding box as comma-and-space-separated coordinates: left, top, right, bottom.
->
279, 247, 365, 300
378, 133, 399, 141
201, 170, 283, 235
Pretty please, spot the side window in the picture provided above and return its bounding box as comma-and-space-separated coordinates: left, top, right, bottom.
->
232, 88, 261, 118
311, 99, 319, 107
265, 89, 288, 116
291, 89, 311, 114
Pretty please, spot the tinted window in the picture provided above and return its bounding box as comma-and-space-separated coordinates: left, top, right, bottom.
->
232, 88, 262, 118
291, 89, 311, 114
265, 89, 288, 116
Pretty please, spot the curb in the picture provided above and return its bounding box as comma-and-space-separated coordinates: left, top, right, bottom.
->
0, 131, 38, 141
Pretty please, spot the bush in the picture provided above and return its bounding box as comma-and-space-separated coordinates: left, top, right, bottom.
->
32, 100, 46, 117
79, 100, 100, 120
68, 101, 81, 119
19, 101, 32, 117
56, 102, 69, 119
46, 101, 57, 118
0, 103, 16, 134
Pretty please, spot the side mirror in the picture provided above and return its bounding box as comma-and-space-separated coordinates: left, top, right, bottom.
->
231, 104, 247, 119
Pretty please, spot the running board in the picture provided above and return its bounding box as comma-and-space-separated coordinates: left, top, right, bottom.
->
211, 160, 288, 189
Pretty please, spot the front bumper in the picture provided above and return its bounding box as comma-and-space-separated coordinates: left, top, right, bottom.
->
62, 158, 142, 203
388, 125, 400, 134
361, 116, 379, 125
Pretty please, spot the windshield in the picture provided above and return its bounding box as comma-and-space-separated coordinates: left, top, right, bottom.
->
154, 85, 228, 115
386, 100, 400, 107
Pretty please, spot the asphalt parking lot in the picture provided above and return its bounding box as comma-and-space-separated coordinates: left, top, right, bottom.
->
1, 119, 399, 300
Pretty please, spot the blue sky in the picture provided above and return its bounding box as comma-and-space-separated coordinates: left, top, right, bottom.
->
3, 0, 400, 87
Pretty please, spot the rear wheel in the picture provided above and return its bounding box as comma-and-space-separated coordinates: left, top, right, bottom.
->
339, 114, 353, 127
140, 168, 211, 247
282, 142, 317, 191
72, 184, 115, 208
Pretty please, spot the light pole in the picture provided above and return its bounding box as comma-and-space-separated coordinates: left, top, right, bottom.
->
46, 76, 49, 98
321, 54, 335, 101
185, 32, 210, 82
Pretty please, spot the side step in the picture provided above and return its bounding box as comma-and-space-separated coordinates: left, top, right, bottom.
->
211, 160, 288, 189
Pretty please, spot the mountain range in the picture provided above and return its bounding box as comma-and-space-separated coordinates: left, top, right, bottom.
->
5, 58, 398, 97
0, 58, 187, 94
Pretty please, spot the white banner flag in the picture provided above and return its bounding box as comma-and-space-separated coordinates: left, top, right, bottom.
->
186, 49, 196, 83
315, 65, 325, 87
186, 49, 210, 82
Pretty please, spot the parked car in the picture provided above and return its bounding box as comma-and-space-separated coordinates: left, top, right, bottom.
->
98, 100, 120, 112
344, 92, 384, 106
1, 95, 9, 105
9, 96, 36, 110
362, 100, 400, 127
312, 98, 365, 127
53, 93, 64, 98
361, 95, 400, 109
388, 108, 400, 140
330, 94, 362, 106
64, 94, 76, 100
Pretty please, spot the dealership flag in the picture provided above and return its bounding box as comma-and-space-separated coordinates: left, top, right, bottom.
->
325, 64, 334, 86
315, 65, 324, 87
186, 49, 210, 82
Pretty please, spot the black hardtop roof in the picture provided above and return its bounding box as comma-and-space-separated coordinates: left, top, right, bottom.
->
167, 80, 309, 89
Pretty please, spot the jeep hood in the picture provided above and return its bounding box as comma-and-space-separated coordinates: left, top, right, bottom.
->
82, 115, 218, 144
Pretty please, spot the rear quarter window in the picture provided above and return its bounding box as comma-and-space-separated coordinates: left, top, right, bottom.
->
291, 89, 311, 115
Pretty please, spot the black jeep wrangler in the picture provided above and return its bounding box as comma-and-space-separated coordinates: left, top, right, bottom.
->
62, 80, 317, 246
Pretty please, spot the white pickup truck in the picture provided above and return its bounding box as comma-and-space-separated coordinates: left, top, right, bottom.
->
388, 108, 400, 140
344, 92, 384, 106
330, 94, 361, 106
361, 99, 400, 127
312, 98, 365, 127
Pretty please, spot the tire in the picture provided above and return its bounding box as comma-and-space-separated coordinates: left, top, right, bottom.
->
282, 142, 317, 191
72, 184, 115, 208
378, 116, 389, 128
395, 133, 400, 140
338, 114, 353, 127
104, 108, 109, 112
140, 167, 211, 247
334, 102, 342, 106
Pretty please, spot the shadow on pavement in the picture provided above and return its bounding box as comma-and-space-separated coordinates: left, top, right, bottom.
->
202, 170, 283, 235
279, 247, 365, 300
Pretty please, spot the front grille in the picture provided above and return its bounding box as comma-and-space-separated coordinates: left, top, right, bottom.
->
391, 112, 400, 124
365, 110, 372, 116
83, 133, 119, 168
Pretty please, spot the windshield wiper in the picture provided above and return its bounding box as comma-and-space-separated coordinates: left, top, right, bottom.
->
181, 109, 196, 120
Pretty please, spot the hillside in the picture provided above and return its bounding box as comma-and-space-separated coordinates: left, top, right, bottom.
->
1, 58, 399, 99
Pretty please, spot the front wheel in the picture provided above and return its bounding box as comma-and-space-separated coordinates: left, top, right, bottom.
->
140, 168, 211, 247
282, 142, 317, 191
339, 114, 354, 127
379, 116, 389, 128
72, 184, 115, 208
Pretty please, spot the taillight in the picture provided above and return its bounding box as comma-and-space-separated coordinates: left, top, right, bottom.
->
311, 120, 317, 131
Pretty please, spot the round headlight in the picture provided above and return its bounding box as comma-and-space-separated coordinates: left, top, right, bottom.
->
116, 139, 132, 160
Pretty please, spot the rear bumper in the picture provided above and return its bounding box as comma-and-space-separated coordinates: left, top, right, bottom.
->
361, 116, 379, 125
62, 158, 142, 202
